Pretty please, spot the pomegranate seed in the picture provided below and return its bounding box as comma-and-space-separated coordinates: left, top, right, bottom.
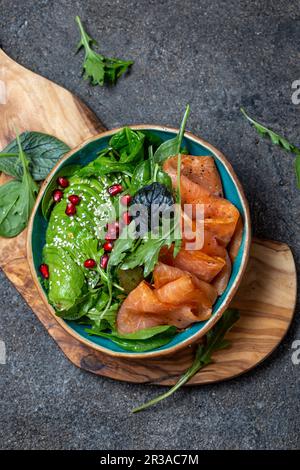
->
122, 211, 131, 225
57, 176, 69, 188
40, 264, 49, 279
108, 184, 123, 196
68, 194, 81, 205
53, 189, 63, 203
100, 254, 109, 269
103, 241, 114, 252
84, 258, 97, 269
65, 203, 76, 216
120, 194, 132, 206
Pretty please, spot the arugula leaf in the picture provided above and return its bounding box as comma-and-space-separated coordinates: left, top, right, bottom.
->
132, 309, 240, 412
87, 299, 119, 330
295, 155, 300, 188
241, 107, 300, 188
108, 221, 137, 267
121, 235, 170, 277
0, 134, 39, 238
75, 16, 133, 86
0, 131, 70, 181
86, 325, 177, 352
154, 105, 190, 163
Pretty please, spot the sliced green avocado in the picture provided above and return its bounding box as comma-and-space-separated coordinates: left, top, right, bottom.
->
43, 245, 85, 311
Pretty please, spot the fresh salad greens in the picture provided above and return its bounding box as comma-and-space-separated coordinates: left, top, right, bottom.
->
132, 309, 240, 412
41, 106, 190, 351
75, 16, 134, 86
0, 134, 39, 237
241, 107, 300, 188
0, 131, 70, 238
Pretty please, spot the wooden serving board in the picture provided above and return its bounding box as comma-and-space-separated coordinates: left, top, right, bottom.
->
0, 49, 297, 385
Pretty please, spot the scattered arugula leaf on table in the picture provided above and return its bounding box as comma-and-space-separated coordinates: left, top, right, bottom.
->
241, 107, 300, 188
75, 15, 133, 86
0, 133, 39, 238
132, 309, 240, 412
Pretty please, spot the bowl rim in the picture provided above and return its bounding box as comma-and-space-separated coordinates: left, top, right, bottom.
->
27, 125, 251, 359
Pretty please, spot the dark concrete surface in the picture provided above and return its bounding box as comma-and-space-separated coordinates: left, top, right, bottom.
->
0, 0, 300, 450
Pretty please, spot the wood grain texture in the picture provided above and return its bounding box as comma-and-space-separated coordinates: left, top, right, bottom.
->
0, 51, 297, 385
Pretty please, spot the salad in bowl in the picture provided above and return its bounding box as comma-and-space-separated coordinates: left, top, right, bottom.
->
28, 107, 250, 357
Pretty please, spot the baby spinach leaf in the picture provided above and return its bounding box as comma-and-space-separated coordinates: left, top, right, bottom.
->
141, 130, 164, 151
129, 160, 151, 195
86, 325, 177, 352
132, 309, 240, 412
154, 105, 190, 163
112, 325, 176, 340
93, 156, 134, 176
0, 135, 39, 238
0, 131, 70, 181
109, 128, 145, 163
155, 169, 172, 190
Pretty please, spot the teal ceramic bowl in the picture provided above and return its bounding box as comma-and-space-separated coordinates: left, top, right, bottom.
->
27, 126, 251, 358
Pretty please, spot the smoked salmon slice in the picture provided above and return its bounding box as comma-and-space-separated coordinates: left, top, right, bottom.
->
153, 262, 218, 303
179, 155, 223, 197
116, 274, 214, 335
159, 245, 225, 283
163, 156, 240, 245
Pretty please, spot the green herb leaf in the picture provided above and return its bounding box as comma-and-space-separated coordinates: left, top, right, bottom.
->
0, 131, 70, 181
75, 16, 133, 86
132, 309, 240, 412
153, 105, 190, 163
241, 107, 300, 187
